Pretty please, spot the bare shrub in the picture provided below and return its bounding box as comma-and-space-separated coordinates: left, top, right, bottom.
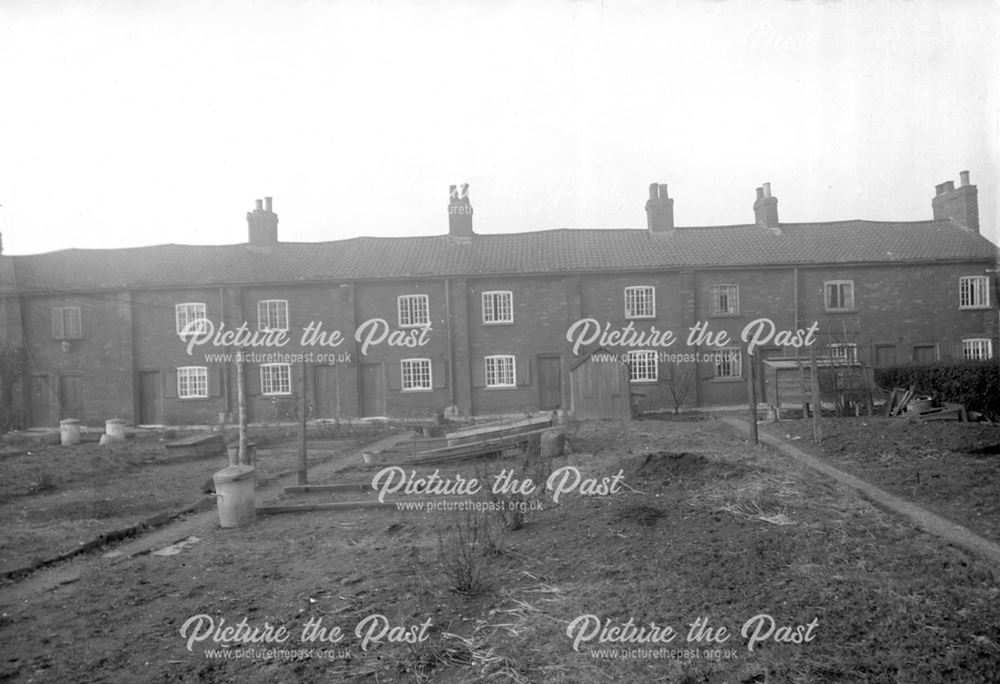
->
436, 510, 503, 595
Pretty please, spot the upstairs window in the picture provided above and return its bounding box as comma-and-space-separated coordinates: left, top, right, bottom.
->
627, 350, 658, 383
625, 286, 655, 319
52, 306, 82, 340
959, 276, 990, 309
176, 303, 207, 336
177, 366, 208, 398
709, 284, 740, 316
257, 299, 289, 331
482, 291, 513, 324
398, 294, 430, 328
824, 280, 855, 312
963, 339, 993, 361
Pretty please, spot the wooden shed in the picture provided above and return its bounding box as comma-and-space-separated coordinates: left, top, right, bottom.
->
568, 347, 631, 420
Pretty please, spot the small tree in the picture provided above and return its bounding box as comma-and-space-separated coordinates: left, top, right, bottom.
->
662, 360, 695, 414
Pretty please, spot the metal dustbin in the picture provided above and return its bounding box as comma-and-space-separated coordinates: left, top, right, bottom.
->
212, 465, 256, 528
60, 419, 82, 446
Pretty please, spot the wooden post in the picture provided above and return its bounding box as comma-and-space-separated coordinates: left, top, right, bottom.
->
810, 347, 822, 443
747, 351, 759, 445
797, 357, 808, 419
297, 359, 308, 485
236, 355, 246, 466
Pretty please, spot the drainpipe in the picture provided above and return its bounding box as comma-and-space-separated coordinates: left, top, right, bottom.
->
445, 278, 456, 406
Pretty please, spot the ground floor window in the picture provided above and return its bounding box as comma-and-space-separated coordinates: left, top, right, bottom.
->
627, 350, 658, 383
485, 355, 516, 388
261, 363, 292, 395
177, 366, 208, 398
963, 339, 993, 361
715, 348, 742, 378
401, 358, 432, 390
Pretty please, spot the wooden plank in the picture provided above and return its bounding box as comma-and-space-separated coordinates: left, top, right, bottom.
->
444, 415, 552, 443
283, 483, 374, 495
258, 497, 471, 514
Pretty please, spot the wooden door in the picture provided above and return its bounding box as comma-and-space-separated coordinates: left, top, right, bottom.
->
537, 355, 562, 410
29, 375, 52, 427
313, 366, 339, 418
58, 375, 84, 420
359, 363, 383, 417
757, 347, 783, 400
139, 371, 162, 425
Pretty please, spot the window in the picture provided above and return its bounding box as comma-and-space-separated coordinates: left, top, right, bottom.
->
963, 339, 993, 361
398, 294, 430, 328
482, 291, 513, 324
52, 306, 82, 339
715, 348, 742, 379
627, 350, 658, 383
176, 303, 207, 336
709, 284, 740, 316
485, 355, 516, 388
913, 345, 937, 364
824, 280, 855, 311
829, 343, 858, 364
625, 286, 655, 319
401, 358, 432, 391
257, 300, 289, 331
177, 366, 208, 398
261, 363, 292, 395
959, 276, 991, 309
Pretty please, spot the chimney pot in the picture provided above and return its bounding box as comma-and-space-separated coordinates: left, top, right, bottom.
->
658, 184, 669, 199
264, 196, 273, 212
648, 183, 658, 200
755, 186, 764, 200
762, 182, 772, 198
960, 170, 970, 187
255, 199, 263, 211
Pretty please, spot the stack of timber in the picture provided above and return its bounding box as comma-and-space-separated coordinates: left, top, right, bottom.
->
363, 415, 556, 466
883, 386, 968, 422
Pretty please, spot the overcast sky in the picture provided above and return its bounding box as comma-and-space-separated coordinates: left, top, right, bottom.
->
1, 0, 997, 255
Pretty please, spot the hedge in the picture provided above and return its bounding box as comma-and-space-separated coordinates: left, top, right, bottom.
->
874, 361, 1000, 419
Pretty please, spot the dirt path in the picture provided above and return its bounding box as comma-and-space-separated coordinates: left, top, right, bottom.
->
721, 416, 1000, 570
0, 431, 413, 604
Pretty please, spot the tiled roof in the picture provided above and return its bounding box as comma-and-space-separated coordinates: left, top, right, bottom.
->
7, 220, 999, 294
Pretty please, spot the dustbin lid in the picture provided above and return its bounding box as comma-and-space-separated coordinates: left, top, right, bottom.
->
213, 465, 256, 484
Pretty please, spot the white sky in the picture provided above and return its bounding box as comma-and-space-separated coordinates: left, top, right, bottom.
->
1, 0, 998, 255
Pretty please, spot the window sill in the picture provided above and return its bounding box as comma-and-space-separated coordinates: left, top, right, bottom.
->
630, 379, 658, 384
485, 385, 518, 390
625, 315, 656, 321
710, 377, 744, 383
959, 306, 992, 311
823, 309, 857, 314
401, 388, 434, 393
178, 396, 211, 401
708, 312, 741, 318
262, 392, 294, 397
482, 321, 515, 326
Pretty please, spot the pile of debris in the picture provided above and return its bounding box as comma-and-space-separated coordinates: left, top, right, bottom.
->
884, 386, 969, 422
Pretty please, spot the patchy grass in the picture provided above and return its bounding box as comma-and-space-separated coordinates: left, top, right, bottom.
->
765, 416, 1000, 544
1, 419, 998, 682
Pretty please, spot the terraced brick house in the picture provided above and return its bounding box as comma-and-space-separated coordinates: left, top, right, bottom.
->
0, 174, 996, 427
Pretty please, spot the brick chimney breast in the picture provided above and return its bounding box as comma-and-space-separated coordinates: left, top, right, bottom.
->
932, 171, 979, 233
645, 182, 675, 234
448, 183, 474, 237
753, 182, 779, 231
247, 197, 278, 246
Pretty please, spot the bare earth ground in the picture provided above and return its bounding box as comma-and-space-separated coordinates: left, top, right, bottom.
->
1, 417, 1000, 683
765, 416, 1000, 545
0, 430, 374, 576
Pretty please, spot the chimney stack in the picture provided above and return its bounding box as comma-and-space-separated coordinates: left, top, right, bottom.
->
753, 182, 779, 230
932, 171, 979, 233
645, 182, 675, 233
247, 197, 278, 246
448, 183, 474, 237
